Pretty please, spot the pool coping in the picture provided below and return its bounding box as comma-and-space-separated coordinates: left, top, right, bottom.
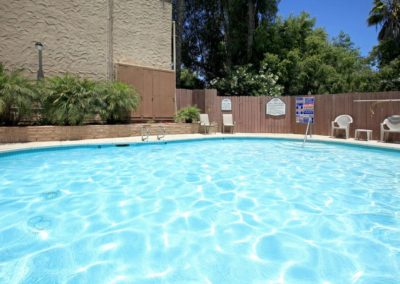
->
1, 133, 400, 155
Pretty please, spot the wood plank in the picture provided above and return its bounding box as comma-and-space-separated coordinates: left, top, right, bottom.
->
116, 64, 175, 120
175, 89, 400, 136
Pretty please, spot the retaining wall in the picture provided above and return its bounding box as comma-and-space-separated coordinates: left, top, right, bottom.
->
0, 123, 198, 143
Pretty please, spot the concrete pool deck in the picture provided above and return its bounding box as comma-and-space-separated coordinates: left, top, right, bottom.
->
1, 133, 400, 153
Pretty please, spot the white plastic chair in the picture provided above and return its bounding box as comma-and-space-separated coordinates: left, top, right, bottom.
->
199, 114, 216, 134
222, 114, 235, 134
380, 115, 400, 142
331, 115, 353, 139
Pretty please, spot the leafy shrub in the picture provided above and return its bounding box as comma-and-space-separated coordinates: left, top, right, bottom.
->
179, 68, 204, 89
210, 62, 283, 96
41, 74, 140, 126
0, 64, 37, 125
97, 81, 139, 124
175, 105, 200, 123
41, 74, 98, 125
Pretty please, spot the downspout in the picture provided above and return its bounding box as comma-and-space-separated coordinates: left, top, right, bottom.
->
172, 20, 177, 113
107, 0, 114, 80
172, 21, 176, 72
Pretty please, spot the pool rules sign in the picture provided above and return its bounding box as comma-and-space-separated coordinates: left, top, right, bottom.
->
266, 98, 286, 116
296, 97, 315, 124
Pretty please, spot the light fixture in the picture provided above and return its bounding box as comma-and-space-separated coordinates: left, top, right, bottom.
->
35, 42, 44, 51
35, 42, 44, 80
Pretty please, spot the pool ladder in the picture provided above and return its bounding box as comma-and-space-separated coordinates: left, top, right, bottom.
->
157, 126, 166, 140
302, 119, 312, 147
141, 125, 166, 142
141, 125, 150, 142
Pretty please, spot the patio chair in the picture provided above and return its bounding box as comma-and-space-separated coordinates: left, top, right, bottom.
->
199, 114, 217, 134
331, 114, 353, 139
380, 115, 400, 142
222, 114, 235, 134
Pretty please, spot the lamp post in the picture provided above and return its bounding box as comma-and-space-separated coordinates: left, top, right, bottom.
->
35, 42, 44, 80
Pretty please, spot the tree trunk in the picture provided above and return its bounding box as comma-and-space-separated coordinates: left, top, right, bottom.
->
175, 0, 185, 86
221, 0, 232, 71
247, 0, 255, 61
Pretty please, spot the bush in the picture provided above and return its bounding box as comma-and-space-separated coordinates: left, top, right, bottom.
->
41, 74, 140, 126
41, 74, 98, 125
175, 106, 200, 123
210, 62, 283, 96
0, 64, 37, 125
97, 81, 139, 124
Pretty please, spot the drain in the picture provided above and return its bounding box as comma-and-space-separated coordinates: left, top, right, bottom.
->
116, 144, 130, 147
41, 190, 62, 200
27, 216, 52, 231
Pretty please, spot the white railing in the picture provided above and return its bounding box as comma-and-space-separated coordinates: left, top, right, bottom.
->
141, 125, 150, 142
141, 125, 166, 141
157, 126, 166, 140
302, 119, 312, 147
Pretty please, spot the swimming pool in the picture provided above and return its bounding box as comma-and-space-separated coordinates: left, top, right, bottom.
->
0, 138, 399, 283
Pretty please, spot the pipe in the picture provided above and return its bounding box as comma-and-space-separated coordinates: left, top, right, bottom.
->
107, 0, 114, 80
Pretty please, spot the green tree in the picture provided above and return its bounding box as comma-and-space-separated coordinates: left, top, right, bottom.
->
210, 61, 283, 96
181, 0, 226, 82
375, 57, 400, 90
368, 0, 400, 67
179, 68, 204, 89
333, 31, 356, 50
177, 3, 397, 94
179, 0, 279, 84
253, 14, 375, 95
0, 64, 37, 125
172, 0, 186, 86
368, 0, 400, 42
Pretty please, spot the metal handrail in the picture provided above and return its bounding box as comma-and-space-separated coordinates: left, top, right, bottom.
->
302, 119, 312, 146
157, 126, 166, 140
141, 125, 150, 142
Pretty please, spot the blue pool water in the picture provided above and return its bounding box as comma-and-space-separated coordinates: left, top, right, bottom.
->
0, 138, 399, 283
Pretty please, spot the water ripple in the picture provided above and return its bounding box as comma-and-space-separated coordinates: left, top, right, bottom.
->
0, 139, 399, 283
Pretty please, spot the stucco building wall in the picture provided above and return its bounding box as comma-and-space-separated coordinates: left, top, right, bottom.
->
0, 0, 172, 80
113, 0, 172, 70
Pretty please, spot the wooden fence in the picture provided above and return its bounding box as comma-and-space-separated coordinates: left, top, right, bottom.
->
116, 63, 176, 121
176, 89, 400, 140
175, 89, 206, 112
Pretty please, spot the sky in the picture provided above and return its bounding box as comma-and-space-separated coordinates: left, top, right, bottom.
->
278, 0, 379, 56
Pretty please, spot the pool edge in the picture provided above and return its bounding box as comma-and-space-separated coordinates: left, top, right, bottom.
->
1, 134, 400, 156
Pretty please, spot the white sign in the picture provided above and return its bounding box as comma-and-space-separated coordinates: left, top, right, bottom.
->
221, 98, 232, 111
266, 98, 286, 116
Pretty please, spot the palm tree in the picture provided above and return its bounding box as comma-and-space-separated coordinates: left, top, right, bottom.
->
96, 81, 139, 124
42, 74, 99, 126
0, 64, 36, 125
368, 0, 400, 43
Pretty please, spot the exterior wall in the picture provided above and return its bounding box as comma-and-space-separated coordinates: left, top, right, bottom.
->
0, 0, 172, 80
0, 0, 109, 79
0, 123, 199, 143
113, 0, 172, 70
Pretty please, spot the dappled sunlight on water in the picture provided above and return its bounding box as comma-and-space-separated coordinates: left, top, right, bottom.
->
0, 139, 399, 283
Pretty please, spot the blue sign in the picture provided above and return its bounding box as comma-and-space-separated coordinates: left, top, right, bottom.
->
296, 97, 315, 124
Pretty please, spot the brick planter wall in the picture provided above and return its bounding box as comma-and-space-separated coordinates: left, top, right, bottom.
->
0, 123, 199, 143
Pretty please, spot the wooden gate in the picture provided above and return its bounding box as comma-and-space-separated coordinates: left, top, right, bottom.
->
116, 63, 176, 121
